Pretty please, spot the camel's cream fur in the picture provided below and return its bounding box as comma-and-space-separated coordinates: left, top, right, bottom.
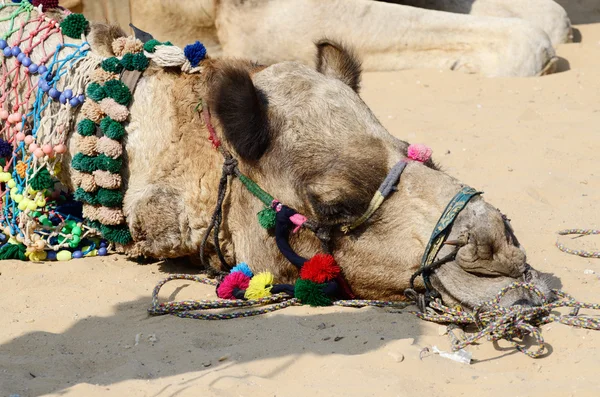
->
62, 0, 571, 77
2, 6, 552, 307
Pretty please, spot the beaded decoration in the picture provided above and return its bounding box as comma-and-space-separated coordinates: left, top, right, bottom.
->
0, 1, 106, 261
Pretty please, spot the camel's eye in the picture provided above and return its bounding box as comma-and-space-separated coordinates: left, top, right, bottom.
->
308, 193, 366, 225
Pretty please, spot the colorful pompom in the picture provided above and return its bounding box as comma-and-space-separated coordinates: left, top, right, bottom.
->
103, 80, 132, 106
183, 41, 207, 68
31, 0, 60, 11
77, 119, 96, 136
0, 139, 12, 157
244, 272, 274, 300
299, 253, 340, 283
29, 168, 54, 191
230, 262, 254, 278
217, 272, 251, 299
100, 117, 126, 140
257, 207, 276, 230
407, 143, 432, 163
0, 243, 27, 260
95, 154, 122, 173
294, 279, 331, 307
71, 153, 97, 173
99, 224, 132, 245
86, 82, 106, 102
96, 188, 123, 207
60, 13, 89, 39
101, 57, 124, 74
143, 39, 172, 53
74, 187, 99, 205
121, 52, 149, 71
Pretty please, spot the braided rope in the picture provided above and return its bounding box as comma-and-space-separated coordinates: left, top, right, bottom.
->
556, 229, 600, 259
413, 282, 600, 358
148, 274, 411, 320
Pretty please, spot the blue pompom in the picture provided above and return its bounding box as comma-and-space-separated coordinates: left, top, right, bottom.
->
0, 139, 12, 158
230, 262, 253, 278
183, 41, 207, 68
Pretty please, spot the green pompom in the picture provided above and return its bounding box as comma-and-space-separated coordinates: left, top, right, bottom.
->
71, 153, 97, 173
104, 80, 132, 105
60, 13, 89, 39
121, 53, 149, 71
101, 224, 132, 245
29, 168, 54, 191
100, 117, 125, 140
97, 188, 123, 207
0, 243, 27, 261
294, 279, 332, 307
77, 119, 96, 136
96, 154, 122, 173
143, 39, 161, 53
143, 39, 173, 53
101, 57, 123, 74
257, 207, 276, 230
86, 82, 106, 102
74, 187, 99, 205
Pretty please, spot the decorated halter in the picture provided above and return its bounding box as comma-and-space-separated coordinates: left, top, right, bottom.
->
200, 101, 448, 306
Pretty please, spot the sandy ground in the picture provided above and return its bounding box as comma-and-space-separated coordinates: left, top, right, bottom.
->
2, 11, 600, 397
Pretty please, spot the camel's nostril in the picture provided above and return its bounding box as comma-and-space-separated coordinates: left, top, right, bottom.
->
512, 298, 532, 307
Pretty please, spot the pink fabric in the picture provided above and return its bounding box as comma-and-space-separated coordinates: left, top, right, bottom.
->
216, 272, 251, 299
289, 213, 307, 233
407, 143, 432, 163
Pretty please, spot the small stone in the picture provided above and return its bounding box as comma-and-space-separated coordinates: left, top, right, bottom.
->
388, 351, 405, 363
218, 355, 229, 362
584, 269, 595, 275
202, 362, 212, 368
317, 323, 326, 330
147, 334, 158, 343
334, 336, 344, 342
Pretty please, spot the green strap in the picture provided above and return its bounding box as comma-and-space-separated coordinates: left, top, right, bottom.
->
237, 173, 274, 208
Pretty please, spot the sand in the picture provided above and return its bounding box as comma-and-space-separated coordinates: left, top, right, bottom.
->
2, 11, 600, 397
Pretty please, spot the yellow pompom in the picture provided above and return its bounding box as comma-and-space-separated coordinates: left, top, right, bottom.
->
29, 250, 47, 262
244, 272, 274, 300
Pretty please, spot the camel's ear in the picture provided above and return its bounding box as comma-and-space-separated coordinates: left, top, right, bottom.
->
208, 66, 271, 162
88, 23, 127, 57
315, 39, 362, 92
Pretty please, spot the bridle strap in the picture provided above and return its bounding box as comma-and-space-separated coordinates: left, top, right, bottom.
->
406, 186, 482, 308
199, 153, 238, 277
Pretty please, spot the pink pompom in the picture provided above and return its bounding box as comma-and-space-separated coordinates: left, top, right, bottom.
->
217, 272, 251, 299
54, 144, 67, 154
28, 143, 38, 152
34, 148, 44, 158
407, 143, 432, 163
16, 132, 26, 142
24, 135, 34, 144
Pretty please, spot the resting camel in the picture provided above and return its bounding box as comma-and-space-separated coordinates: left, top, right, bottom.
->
0, 5, 552, 309
61, 0, 571, 77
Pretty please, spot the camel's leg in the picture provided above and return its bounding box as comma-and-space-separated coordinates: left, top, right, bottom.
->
215, 0, 556, 77
385, 0, 572, 45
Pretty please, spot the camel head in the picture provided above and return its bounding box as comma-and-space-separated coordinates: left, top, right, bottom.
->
202, 40, 553, 309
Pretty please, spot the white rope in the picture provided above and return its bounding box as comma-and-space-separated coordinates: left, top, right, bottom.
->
145, 45, 203, 74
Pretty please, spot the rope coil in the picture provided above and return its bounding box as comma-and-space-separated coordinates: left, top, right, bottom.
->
556, 229, 600, 259
413, 282, 600, 358
148, 274, 410, 320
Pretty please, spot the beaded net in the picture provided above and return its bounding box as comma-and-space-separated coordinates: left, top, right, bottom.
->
0, 2, 104, 261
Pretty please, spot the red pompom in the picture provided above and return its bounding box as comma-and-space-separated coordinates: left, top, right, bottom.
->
217, 272, 250, 299
32, 0, 60, 11
300, 254, 340, 283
